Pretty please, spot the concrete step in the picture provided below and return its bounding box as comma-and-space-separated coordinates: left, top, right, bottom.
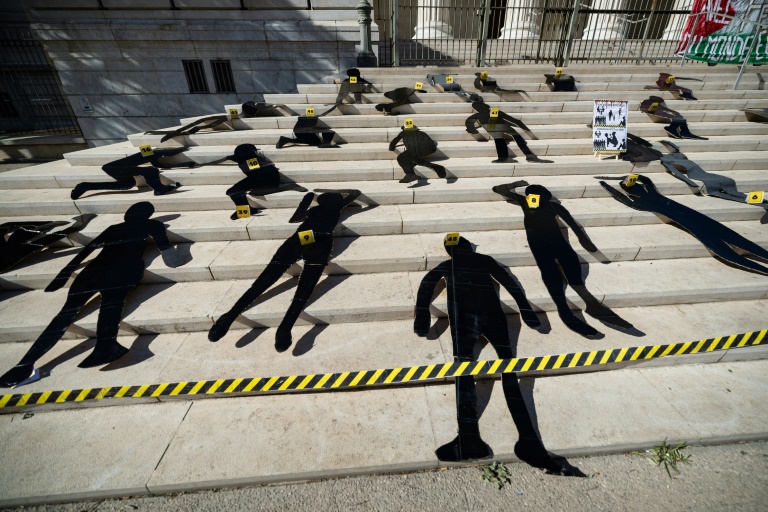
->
2, 220, 765, 291
0, 257, 766, 343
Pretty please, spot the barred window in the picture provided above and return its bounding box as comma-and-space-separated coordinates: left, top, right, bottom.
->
0, 92, 18, 117
211, 60, 236, 93
182, 60, 209, 94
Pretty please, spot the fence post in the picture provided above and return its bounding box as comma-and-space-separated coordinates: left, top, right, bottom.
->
680, 12, 700, 67
477, 0, 492, 66
733, 23, 760, 90
357, 0, 378, 67
637, 0, 657, 62
392, 0, 400, 66
562, 0, 581, 67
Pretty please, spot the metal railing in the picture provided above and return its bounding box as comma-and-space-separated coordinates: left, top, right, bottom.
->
378, 0, 697, 67
0, 26, 81, 137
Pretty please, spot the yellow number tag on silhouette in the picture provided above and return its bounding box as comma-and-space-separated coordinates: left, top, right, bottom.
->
490, 108, 499, 118
228, 108, 239, 119
555, 68, 562, 79
624, 174, 639, 188
404, 118, 414, 130
445, 232, 460, 246
306, 107, 315, 117
445, 76, 454, 84
349, 76, 357, 84
139, 144, 154, 157
648, 102, 659, 113
526, 194, 540, 208
747, 191, 764, 204
247, 158, 260, 170
415, 81, 423, 91
298, 230, 315, 245
480, 71, 488, 80
236, 204, 250, 218
665, 75, 676, 84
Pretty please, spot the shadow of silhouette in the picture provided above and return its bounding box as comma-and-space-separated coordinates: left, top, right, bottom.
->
234, 326, 267, 348
101, 334, 159, 371
37, 338, 96, 379
292, 323, 328, 356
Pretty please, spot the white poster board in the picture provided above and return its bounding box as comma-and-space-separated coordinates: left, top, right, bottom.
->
593, 100, 628, 155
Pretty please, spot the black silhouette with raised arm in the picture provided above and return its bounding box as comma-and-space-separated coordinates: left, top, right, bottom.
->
465, 98, 552, 163
334, 68, 375, 105
389, 125, 447, 183
70, 147, 194, 200
658, 140, 768, 223
375, 86, 427, 115
639, 96, 707, 140
208, 189, 365, 351
0, 202, 188, 387
493, 182, 633, 337
644, 72, 700, 100
1, 214, 95, 273
598, 174, 768, 276
276, 105, 340, 149
414, 235, 582, 476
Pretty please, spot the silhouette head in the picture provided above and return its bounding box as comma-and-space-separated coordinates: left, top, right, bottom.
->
233, 143, 258, 161
472, 100, 490, 113
524, 185, 553, 204
443, 236, 474, 258
346, 68, 361, 78
316, 192, 345, 209
241, 101, 266, 117
124, 201, 154, 221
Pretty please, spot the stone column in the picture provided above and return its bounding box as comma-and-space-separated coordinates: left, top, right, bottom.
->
582, 0, 627, 40
413, 0, 453, 39
499, 0, 539, 39
662, 0, 691, 40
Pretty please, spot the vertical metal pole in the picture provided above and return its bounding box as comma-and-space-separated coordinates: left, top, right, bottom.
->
477, 0, 492, 66
637, 0, 657, 62
357, 0, 378, 66
614, 14, 630, 65
680, 12, 700, 67
392, 0, 399, 66
734, 21, 760, 90
563, 0, 581, 67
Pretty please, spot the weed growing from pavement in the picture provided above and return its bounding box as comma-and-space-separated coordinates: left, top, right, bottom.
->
648, 439, 691, 478
481, 461, 511, 489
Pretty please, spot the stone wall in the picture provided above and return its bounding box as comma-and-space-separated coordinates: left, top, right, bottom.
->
24, 1, 379, 147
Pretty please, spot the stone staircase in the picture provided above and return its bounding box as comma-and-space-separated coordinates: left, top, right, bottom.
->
1, 63, 767, 505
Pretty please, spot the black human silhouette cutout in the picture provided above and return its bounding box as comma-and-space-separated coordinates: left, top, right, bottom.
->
414, 235, 582, 476
639, 96, 707, 140
621, 132, 663, 162
70, 147, 195, 200
493, 182, 634, 337
658, 140, 768, 223
0, 202, 188, 387
389, 125, 447, 183
213, 144, 308, 220
208, 189, 365, 351
427, 73, 462, 93
334, 68, 374, 105
744, 108, 768, 123
0, 215, 95, 273
375, 87, 427, 115
276, 105, 340, 149
598, 174, 768, 276
465, 98, 552, 163
645, 73, 700, 100
544, 71, 576, 92
472, 72, 527, 99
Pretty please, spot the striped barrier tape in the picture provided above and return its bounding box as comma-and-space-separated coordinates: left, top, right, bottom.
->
0, 329, 765, 410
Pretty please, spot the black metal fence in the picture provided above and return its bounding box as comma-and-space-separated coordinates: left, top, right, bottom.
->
0, 26, 81, 137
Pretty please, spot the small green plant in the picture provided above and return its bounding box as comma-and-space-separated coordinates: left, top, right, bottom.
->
649, 438, 690, 478
481, 461, 511, 489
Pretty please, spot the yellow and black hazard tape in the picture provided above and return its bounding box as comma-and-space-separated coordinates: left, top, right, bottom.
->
0, 329, 765, 410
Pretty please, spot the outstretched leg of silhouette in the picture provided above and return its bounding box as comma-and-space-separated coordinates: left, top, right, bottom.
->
724, 231, 768, 261
534, 254, 598, 337
72, 166, 179, 199
274, 263, 326, 351
413, 156, 446, 178
80, 286, 132, 368
707, 239, 768, 276
493, 138, 512, 162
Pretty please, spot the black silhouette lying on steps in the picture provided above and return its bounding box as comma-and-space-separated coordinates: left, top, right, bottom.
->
621, 132, 664, 163
598, 174, 768, 276
389, 124, 447, 183
334, 68, 374, 105
473, 72, 527, 99
276, 105, 340, 148
644, 73, 700, 100
427, 73, 462, 93
414, 234, 583, 476
71, 147, 194, 200
208, 189, 366, 351
0, 215, 95, 273
214, 144, 308, 220
544, 70, 576, 92
465, 97, 551, 163
658, 140, 768, 223
375, 86, 427, 115
639, 96, 707, 140
0, 201, 189, 387
493, 182, 634, 337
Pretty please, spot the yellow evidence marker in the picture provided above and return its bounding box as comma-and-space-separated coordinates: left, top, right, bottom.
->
445, 76, 454, 84
404, 118, 414, 130
747, 191, 764, 204
139, 144, 154, 157
228, 108, 239, 119
415, 81, 423, 91
445, 232, 460, 246
350, 76, 357, 84
665, 75, 676, 85
490, 107, 499, 118
624, 174, 639, 188
648, 102, 659, 113
298, 230, 315, 245
306, 107, 315, 117
480, 71, 488, 80
247, 158, 260, 170
236, 205, 251, 218
526, 193, 540, 208
555, 68, 562, 79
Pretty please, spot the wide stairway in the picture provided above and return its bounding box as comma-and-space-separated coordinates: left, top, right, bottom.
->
0, 63, 767, 505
